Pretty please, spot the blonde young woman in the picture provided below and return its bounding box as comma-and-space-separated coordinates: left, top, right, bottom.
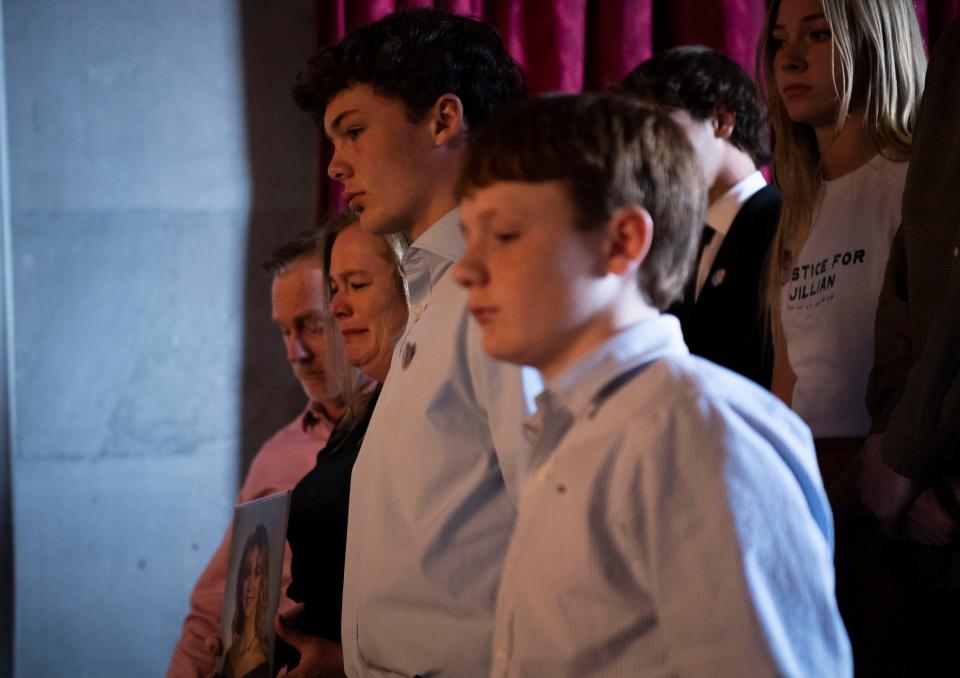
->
757, 1, 926, 673
758, 0, 925, 496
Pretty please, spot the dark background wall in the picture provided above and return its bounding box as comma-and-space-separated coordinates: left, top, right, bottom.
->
1, 1, 317, 675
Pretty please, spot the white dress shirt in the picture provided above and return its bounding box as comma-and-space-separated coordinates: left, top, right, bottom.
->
492, 315, 851, 677
696, 170, 767, 299
341, 210, 540, 677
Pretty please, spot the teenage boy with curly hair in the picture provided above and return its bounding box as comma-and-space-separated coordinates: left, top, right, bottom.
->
292, 9, 536, 676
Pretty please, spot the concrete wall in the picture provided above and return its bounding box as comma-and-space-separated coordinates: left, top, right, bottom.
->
1, 5, 13, 675
3, 1, 317, 675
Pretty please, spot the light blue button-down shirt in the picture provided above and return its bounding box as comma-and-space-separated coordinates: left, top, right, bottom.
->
492, 315, 852, 677
341, 210, 540, 677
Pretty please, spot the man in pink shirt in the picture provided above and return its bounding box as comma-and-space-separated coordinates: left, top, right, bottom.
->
167, 226, 361, 678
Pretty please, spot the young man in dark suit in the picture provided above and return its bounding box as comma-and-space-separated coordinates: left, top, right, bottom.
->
621, 46, 779, 387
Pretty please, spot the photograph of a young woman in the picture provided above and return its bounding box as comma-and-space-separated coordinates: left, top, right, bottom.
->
222, 524, 270, 678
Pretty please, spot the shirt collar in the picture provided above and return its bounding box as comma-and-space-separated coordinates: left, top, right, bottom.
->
407, 208, 464, 264
544, 314, 689, 420
400, 209, 463, 311
705, 170, 766, 236
301, 401, 337, 433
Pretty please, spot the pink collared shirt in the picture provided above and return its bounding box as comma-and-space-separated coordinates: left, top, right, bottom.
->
166, 404, 335, 678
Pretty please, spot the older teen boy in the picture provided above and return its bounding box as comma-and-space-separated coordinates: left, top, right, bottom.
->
292, 9, 536, 676
621, 46, 779, 388
454, 94, 851, 677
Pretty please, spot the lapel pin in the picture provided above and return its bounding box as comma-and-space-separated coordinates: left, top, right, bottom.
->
711, 269, 727, 288
401, 341, 417, 370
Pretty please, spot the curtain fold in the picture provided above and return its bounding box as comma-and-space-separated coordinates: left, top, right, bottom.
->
313, 0, 959, 213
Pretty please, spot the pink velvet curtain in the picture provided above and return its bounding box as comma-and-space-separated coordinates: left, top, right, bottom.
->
313, 0, 959, 212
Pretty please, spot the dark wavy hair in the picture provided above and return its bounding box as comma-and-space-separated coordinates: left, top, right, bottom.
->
292, 8, 526, 128
459, 93, 706, 310
231, 524, 270, 649
620, 46, 772, 167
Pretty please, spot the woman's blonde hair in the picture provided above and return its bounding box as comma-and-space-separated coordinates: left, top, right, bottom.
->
756, 0, 926, 338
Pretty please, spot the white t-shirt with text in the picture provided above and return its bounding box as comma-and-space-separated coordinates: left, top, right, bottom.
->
781, 155, 907, 438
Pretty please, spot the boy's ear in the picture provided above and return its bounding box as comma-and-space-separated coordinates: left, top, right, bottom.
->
431, 93, 467, 147
713, 105, 736, 141
605, 206, 653, 276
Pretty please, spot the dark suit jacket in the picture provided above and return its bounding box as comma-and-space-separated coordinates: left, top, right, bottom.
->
669, 184, 780, 389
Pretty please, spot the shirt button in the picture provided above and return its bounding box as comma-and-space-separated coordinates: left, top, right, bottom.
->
412, 304, 424, 319
496, 649, 508, 660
